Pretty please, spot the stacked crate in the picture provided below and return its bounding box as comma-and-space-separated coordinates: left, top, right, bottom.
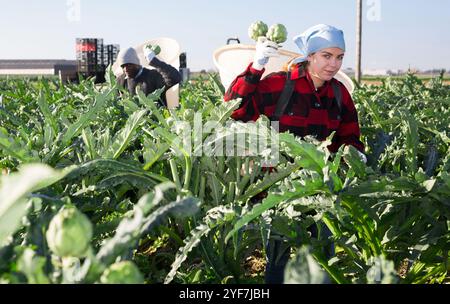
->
76, 39, 120, 81
76, 38, 104, 76
104, 44, 120, 67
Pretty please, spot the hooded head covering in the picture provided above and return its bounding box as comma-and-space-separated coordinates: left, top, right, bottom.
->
116, 47, 140, 67
292, 24, 346, 65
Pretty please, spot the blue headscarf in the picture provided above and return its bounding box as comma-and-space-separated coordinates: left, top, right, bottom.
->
292, 24, 346, 65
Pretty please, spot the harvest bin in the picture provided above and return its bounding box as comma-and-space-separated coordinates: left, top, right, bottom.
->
213, 44, 355, 95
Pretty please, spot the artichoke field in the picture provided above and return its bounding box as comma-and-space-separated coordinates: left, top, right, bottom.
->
0, 70, 448, 284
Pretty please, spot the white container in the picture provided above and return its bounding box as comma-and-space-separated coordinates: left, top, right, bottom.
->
213, 44, 355, 95
113, 37, 181, 109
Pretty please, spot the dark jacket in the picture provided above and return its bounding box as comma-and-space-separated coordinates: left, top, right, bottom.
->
117, 58, 181, 107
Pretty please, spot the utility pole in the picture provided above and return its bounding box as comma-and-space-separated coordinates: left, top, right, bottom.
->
356, 0, 363, 84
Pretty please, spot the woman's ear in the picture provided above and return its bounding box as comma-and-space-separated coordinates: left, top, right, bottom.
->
307, 52, 317, 64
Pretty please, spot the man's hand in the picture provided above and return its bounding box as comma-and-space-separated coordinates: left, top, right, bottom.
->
143, 46, 156, 64
252, 37, 280, 70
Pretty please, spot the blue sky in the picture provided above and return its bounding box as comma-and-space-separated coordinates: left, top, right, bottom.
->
0, 0, 449, 71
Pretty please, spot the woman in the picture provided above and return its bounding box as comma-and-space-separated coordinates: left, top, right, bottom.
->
224, 24, 365, 157
224, 24, 366, 283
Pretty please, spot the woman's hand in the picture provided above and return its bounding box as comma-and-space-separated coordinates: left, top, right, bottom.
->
252, 37, 280, 70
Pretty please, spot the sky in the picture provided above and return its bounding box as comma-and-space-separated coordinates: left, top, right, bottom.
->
0, 0, 449, 72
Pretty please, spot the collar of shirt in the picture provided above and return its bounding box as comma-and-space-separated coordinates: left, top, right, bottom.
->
125, 67, 144, 80
290, 65, 331, 95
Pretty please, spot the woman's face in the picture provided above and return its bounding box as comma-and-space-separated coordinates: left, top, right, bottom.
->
307, 47, 345, 82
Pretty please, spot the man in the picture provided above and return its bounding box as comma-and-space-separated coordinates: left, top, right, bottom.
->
116, 46, 181, 107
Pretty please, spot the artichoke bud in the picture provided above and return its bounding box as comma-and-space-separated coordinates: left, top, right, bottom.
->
145, 44, 161, 56
46, 206, 93, 258
248, 21, 269, 41
267, 23, 288, 44
100, 261, 144, 284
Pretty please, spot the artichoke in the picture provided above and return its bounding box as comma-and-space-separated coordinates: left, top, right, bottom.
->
267, 23, 288, 44
248, 21, 269, 41
145, 44, 161, 55
46, 206, 93, 258
100, 261, 144, 284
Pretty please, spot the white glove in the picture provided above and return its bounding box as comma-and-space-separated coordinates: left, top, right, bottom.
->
143, 46, 156, 64
357, 150, 367, 164
252, 37, 279, 70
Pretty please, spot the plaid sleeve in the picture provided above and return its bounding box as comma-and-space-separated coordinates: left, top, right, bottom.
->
224, 63, 265, 122
329, 82, 365, 153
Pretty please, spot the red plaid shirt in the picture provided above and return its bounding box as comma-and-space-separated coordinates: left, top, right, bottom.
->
224, 63, 364, 153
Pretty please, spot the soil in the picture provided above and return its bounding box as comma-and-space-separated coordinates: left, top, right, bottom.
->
243, 249, 266, 278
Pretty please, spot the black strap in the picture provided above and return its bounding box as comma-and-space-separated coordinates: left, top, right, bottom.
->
272, 75, 344, 121
272, 72, 295, 121
331, 81, 343, 113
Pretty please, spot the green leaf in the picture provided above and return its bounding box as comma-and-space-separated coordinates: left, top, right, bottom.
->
61, 88, 113, 146
104, 64, 117, 87
206, 172, 224, 205
81, 127, 97, 160
401, 110, 419, 174
279, 132, 327, 173
343, 145, 367, 178
65, 159, 169, 184
154, 127, 190, 158
95, 172, 159, 190
209, 73, 225, 96
226, 170, 324, 243
284, 246, 330, 284
122, 98, 141, 114
95, 183, 199, 268
165, 222, 212, 284
106, 109, 147, 159
164, 205, 235, 284
206, 99, 241, 126
323, 165, 343, 193
330, 146, 345, 174
0, 127, 37, 162
137, 88, 167, 128
238, 161, 302, 203
0, 164, 74, 246
17, 248, 51, 284
37, 92, 58, 135
142, 142, 170, 171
